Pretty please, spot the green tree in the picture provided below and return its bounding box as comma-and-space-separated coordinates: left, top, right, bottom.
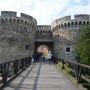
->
75, 25, 90, 65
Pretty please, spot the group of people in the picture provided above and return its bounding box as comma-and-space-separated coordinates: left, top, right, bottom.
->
31, 51, 52, 65
31, 52, 40, 63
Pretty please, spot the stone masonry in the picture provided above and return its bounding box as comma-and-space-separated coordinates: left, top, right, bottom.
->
51, 14, 90, 61
0, 11, 37, 63
0, 11, 90, 63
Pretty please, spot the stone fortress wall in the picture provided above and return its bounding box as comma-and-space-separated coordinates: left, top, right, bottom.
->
51, 14, 90, 61
0, 11, 90, 63
36, 25, 52, 40
0, 11, 37, 63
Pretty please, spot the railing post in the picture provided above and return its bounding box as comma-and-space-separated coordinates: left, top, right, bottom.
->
25, 58, 28, 67
77, 66, 83, 83
29, 57, 31, 65
74, 64, 78, 78
1, 63, 9, 84
14, 60, 18, 74
21, 59, 24, 70
62, 60, 64, 69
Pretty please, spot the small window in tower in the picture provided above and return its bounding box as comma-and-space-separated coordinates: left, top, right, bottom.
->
25, 45, 29, 50
66, 47, 70, 52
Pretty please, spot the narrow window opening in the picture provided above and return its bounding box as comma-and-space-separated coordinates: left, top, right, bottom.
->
66, 47, 70, 52
25, 45, 29, 50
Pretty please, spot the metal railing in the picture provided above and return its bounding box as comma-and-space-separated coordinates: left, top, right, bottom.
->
0, 57, 31, 85
52, 56, 90, 84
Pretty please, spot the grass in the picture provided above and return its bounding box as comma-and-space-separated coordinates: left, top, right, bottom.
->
57, 61, 88, 90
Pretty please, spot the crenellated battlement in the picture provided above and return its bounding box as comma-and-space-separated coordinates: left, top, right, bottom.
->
1, 11, 17, 17
21, 13, 33, 21
37, 25, 51, 31
0, 11, 90, 62
74, 14, 89, 20
0, 11, 37, 62
57, 16, 71, 22
0, 11, 37, 26
51, 14, 90, 30
36, 25, 52, 40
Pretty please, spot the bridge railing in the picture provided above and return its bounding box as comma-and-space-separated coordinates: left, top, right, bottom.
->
0, 57, 31, 85
52, 56, 90, 84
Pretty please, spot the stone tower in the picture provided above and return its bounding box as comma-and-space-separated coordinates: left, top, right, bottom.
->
0, 11, 90, 63
0, 11, 37, 63
51, 14, 90, 61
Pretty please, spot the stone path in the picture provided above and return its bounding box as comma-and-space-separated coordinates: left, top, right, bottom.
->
2, 60, 80, 90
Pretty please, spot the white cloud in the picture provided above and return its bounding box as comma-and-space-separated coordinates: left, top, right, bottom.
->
0, 0, 90, 24
65, 2, 90, 18
73, 0, 83, 3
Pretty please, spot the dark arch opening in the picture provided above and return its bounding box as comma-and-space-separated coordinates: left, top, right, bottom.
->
67, 22, 70, 27
87, 21, 89, 24
21, 20, 23, 23
75, 21, 78, 25
59, 24, 60, 28
83, 21, 86, 25
37, 30, 39, 33
13, 19, 16, 22
48, 30, 50, 33
71, 22, 74, 26
43, 30, 45, 33
61, 24, 63, 29
17, 20, 20, 23
64, 23, 67, 28
79, 21, 82, 25
5, 18, 8, 21
9, 19, 12, 22
25, 21, 27, 24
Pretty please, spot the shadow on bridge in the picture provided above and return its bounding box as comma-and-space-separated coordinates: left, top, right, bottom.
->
1, 60, 82, 90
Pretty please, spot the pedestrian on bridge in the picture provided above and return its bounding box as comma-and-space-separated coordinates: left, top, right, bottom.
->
36, 52, 40, 62
48, 51, 52, 65
42, 54, 45, 62
31, 54, 34, 64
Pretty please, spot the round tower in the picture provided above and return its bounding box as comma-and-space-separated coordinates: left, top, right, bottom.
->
0, 11, 37, 63
51, 14, 90, 61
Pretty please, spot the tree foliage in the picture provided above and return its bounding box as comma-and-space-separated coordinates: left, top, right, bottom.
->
75, 25, 90, 65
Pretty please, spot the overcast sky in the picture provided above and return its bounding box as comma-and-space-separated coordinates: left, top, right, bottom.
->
0, 0, 90, 25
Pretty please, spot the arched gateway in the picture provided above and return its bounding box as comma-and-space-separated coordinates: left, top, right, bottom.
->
34, 25, 53, 54
0, 11, 90, 62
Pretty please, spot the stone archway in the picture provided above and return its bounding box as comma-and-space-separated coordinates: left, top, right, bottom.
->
37, 45, 50, 57
34, 41, 53, 55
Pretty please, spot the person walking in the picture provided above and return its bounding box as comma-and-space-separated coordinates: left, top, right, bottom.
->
42, 54, 45, 62
48, 51, 52, 65
31, 54, 34, 64
36, 52, 40, 62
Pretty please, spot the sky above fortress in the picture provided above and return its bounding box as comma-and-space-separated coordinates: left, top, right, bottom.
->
0, 0, 90, 25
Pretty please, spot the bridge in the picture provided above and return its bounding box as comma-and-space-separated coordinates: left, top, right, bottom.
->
0, 11, 90, 90
0, 57, 90, 90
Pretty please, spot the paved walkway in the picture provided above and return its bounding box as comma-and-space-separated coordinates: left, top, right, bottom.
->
2, 60, 80, 90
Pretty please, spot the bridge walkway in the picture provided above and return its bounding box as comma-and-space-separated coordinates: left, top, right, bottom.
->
2, 59, 80, 90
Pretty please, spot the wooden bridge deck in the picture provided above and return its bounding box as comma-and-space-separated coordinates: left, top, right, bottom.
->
2, 60, 81, 90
